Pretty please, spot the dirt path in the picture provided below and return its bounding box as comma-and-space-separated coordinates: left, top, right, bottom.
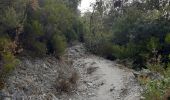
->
65, 44, 143, 100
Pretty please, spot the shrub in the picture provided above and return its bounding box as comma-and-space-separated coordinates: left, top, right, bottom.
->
1, 52, 19, 74
146, 55, 166, 75
31, 20, 44, 36
111, 45, 126, 59
144, 77, 170, 100
69, 72, 79, 84
49, 34, 67, 57
112, 42, 140, 59
144, 62, 170, 100
165, 33, 170, 44
22, 20, 47, 57
85, 34, 114, 58
147, 37, 160, 52
57, 78, 72, 92
56, 72, 79, 93
32, 41, 47, 57
0, 7, 20, 30
0, 36, 19, 79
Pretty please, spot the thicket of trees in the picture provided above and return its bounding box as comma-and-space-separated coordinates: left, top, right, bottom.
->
0, 0, 85, 81
83, 0, 170, 69
82, 0, 170, 99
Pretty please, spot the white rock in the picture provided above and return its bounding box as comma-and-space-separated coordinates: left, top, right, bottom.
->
87, 83, 93, 86
140, 96, 145, 100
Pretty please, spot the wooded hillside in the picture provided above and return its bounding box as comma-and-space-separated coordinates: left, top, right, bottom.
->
1, 0, 170, 99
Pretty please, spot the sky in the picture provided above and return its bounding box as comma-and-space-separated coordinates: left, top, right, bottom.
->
78, 0, 96, 13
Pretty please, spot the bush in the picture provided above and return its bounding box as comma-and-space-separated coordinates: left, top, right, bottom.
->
56, 72, 79, 92
49, 34, 67, 57
165, 33, 170, 44
0, 7, 19, 30
0, 37, 19, 79
144, 77, 170, 100
111, 42, 140, 59
147, 37, 160, 52
143, 62, 170, 100
1, 52, 19, 74
32, 41, 47, 57
85, 34, 114, 58
22, 20, 47, 57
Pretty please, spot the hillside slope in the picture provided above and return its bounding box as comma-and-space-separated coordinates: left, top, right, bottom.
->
0, 44, 142, 100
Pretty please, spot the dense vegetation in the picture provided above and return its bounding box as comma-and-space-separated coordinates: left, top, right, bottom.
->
0, 0, 84, 81
1, 0, 170, 99
82, 0, 170, 99
84, 0, 170, 69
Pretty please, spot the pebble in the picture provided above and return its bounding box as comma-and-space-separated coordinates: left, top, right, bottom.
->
140, 96, 145, 100
87, 83, 93, 87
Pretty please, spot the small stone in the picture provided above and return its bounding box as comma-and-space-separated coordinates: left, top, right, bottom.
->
91, 93, 95, 95
82, 93, 86, 95
140, 96, 145, 100
88, 93, 92, 96
87, 83, 93, 86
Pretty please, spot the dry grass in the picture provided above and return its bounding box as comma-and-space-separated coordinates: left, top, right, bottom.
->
57, 79, 72, 92
69, 72, 79, 84
137, 74, 150, 85
56, 72, 79, 93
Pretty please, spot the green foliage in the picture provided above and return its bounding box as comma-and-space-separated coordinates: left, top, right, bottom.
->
0, 0, 84, 90
20, 0, 84, 57
85, 34, 114, 58
83, 0, 170, 69
111, 43, 139, 59
144, 70, 170, 100
165, 63, 170, 77
144, 80, 165, 100
2, 52, 19, 74
31, 20, 44, 36
22, 20, 46, 57
42, 0, 79, 42
50, 34, 67, 57
111, 45, 126, 59
32, 41, 47, 56
1, 7, 19, 29
0, 37, 19, 79
147, 37, 160, 52
147, 62, 165, 75
165, 33, 170, 44
143, 55, 170, 99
